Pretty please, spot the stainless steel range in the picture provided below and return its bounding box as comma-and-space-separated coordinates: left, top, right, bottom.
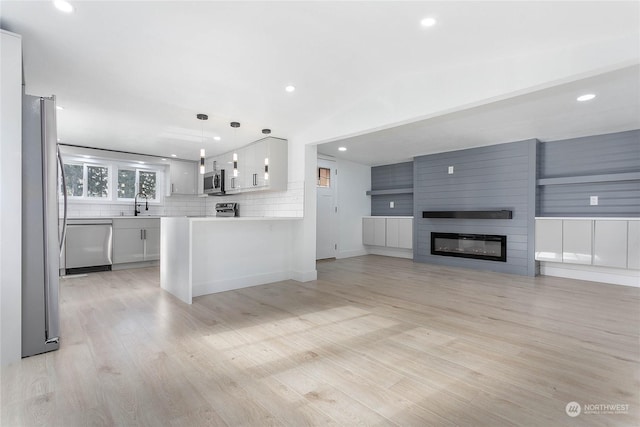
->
215, 202, 238, 217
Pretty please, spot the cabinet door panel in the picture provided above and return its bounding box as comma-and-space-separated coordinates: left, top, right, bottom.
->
170, 160, 196, 195
373, 217, 386, 246
144, 227, 161, 261
386, 218, 399, 248
398, 218, 413, 250
562, 220, 592, 265
628, 221, 640, 270
363, 218, 375, 246
535, 219, 562, 262
593, 220, 627, 268
113, 228, 144, 264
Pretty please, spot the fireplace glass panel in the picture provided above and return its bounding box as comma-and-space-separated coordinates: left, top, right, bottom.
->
431, 233, 507, 262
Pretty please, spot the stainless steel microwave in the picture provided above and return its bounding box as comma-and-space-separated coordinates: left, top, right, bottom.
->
203, 169, 225, 195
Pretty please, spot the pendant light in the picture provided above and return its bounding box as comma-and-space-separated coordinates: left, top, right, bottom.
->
197, 113, 208, 174
262, 128, 271, 181
231, 121, 240, 177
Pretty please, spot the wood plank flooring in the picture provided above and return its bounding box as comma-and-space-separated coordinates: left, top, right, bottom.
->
2, 255, 639, 426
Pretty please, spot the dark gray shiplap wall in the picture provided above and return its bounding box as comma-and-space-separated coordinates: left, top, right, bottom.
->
414, 140, 537, 276
371, 162, 413, 216
538, 130, 640, 217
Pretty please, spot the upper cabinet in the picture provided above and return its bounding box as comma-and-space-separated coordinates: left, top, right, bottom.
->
227, 137, 288, 194
167, 159, 197, 195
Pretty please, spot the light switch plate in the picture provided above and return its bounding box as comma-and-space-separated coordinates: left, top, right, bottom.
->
390, 201, 395, 208
590, 196, 598, 206
448, 166, 454, 174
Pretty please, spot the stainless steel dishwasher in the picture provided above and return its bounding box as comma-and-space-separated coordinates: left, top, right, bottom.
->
64, 218, 113, 274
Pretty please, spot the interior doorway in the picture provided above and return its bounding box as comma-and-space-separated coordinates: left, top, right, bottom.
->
316, 157, 337, 260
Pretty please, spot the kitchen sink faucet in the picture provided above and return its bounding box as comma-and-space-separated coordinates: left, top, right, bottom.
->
134, 192, 148, 216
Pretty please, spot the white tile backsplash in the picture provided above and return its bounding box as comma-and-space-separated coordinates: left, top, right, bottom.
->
61, 180, 304, 218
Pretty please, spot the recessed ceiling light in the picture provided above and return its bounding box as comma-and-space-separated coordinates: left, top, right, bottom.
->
171, 154, 177, 157
213, 136, 221, 141
285, 85, 296, 93
57, 138, 61, 142
82, 155, 91, 159
53, 0, 74, 13
577, 93, 596, 102
420, 17, 437, 27
161, 158, 167, 161
56, 105, 64, 110
138, 161, 145, 164
338, 147, 347, 152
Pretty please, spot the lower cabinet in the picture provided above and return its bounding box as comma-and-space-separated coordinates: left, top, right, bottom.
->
363, 217, 386, 246
535, 218, 639, 269
113, 218, 160, 264
386, 218, 413, 249
363, 217, 412, 249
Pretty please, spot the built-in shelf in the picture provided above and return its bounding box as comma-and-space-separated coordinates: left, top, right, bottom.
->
537, 172, 640, 186
422, 210, 513, 219
366, 188, 414, 196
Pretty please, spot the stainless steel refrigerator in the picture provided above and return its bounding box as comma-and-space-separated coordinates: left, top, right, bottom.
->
22, 94, 67, 357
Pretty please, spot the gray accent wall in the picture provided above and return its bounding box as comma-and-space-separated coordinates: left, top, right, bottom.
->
537, 130, 640, 217
413, 140, 538, 276
371, 162, 413, 216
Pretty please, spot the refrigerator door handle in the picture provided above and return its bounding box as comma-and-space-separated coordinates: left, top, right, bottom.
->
57, 148, 68, 252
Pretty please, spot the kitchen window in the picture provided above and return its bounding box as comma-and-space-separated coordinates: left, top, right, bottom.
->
61, 155, 164, 203
62, 163, 110, 199
117, 169, 158, 201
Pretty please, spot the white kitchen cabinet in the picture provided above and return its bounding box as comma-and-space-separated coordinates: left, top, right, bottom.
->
535, 219, 563, 262
594, 220, 627, 268
562, 220, 592, 264
168, 159, 197, 195
113, 218, 160, 264
628, 221, 640, 270
221, 137, 287, 194
363, 217, 387, 246
386, 218, 413, 249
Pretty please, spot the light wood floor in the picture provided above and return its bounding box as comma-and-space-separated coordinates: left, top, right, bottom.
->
2, 255, 639, 426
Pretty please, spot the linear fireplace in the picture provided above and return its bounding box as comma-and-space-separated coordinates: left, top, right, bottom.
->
431, 232, 507, 262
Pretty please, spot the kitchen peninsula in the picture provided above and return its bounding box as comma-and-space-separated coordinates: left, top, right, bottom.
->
160, 216, 302, 304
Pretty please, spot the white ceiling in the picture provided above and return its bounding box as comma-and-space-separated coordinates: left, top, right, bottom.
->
319, 65, 640, 165
2, 1, 639, 164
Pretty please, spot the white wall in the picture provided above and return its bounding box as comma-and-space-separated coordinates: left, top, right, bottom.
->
335, 157, 371, 259
1, 30, 23, 366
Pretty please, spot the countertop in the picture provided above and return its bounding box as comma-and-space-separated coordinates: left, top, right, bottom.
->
162, 216, 303, 221
67, 215, 303, 221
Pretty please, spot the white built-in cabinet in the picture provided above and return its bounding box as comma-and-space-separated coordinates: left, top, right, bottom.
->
363, 217, 386, 246
594, 220, 627, 268
534, 219, 563, 262
628, 221, 640, 270
209, 137, 288, 194
562, 220, 592, 265
386, 218, 413, 249
167, 159, 197, 195
363, 217, 413, 249
113, 218, 160, 264
535, 218, 639, 270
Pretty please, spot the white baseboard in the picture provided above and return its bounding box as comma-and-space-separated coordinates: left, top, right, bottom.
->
540, 262, 640, 287
112, 260, 159, 271
193, 270, 293, 297
367, 246, 413, 259
337, 248, 368, 259
291, 269, 317, 282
